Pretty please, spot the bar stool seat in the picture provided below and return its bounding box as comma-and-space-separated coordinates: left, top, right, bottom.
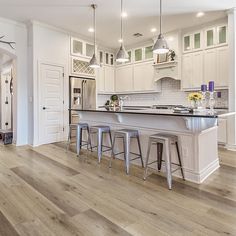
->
90, 125, 112, 163
110, 129, 144, 174
67, 123, 91, 155
144, 133, 185, 190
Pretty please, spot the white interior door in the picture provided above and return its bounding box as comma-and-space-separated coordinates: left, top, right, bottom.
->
39, 63, 64, 144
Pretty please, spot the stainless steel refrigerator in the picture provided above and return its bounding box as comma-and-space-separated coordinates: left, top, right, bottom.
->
69, 76, 96, 124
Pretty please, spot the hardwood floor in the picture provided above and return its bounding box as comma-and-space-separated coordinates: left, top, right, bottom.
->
0, 143, 235, 236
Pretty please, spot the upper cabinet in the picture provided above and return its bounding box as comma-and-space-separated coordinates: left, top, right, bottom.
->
183, 31, 202, 53
115, 65, 133, 92
71, 37, 95, 58
205, 25, 227, 48
183, 24, 228, 53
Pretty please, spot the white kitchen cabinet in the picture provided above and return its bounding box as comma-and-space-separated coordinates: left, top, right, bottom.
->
104, 66, 115, 92
204, 48, 217, 84
216, 46, 229, 87
182, 54, 193, 89
133, 62, 155, 91
182, 52, 203, 90
218, 118, 227, 144
192, 52, 204, 88
115, 65, 133, 92
204, 47, 228, 88
96, 67, 105, 93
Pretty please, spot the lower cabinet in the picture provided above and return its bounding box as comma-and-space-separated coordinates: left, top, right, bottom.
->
218, 118, 227, 144
182, 46, 228, 90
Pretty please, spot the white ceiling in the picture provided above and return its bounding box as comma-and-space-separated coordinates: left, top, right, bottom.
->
0, 0, 235, 49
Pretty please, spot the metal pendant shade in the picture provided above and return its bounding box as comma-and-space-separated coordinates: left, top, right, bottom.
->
116, 45, 129, 62
89, 4, 100, 68
153, 0, 169, 54
116, 0, 129, 62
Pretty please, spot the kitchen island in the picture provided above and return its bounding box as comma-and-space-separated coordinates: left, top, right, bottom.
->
70, 108, 234, 183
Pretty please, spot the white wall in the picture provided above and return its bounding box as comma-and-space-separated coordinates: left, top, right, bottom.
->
0, 17, 28, 146
29, 22, 70, 146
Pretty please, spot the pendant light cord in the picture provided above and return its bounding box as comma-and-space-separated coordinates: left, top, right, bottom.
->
121, 0, 123, 46
92, 4, 96, 54
160, 0, 162, 35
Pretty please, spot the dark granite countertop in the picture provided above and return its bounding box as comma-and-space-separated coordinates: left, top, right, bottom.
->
69, 108, 233, 118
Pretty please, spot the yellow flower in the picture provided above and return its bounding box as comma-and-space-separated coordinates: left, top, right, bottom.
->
188, 92, 203, 101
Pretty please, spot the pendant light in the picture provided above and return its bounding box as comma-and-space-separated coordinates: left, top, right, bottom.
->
116, 0, 129, 63
89, 4, 100, 68
153, 0, 169, 54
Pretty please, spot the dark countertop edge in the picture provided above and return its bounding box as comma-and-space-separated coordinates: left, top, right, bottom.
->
69, 109, 219, 118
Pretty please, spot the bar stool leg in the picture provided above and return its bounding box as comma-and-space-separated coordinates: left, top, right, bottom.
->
137, 135, 144, 167
87, 127, 92, 152
66, 127, 71, 152
175, 141, 185, 180
157, 143, 163, 171
109, 130, 113, 148
97, 130, 103, 163
143, 139, 152, 180
76, 126, 82, 156
164, 140, 172, 190
109, 134, 116, 168
124, 135, 130, 175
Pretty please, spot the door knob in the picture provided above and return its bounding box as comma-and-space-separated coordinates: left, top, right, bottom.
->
43, 107, 47, 110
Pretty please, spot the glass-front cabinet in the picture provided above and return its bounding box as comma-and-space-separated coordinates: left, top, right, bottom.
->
144, 46, 153, 59
193, 32, 201, 50
134, 48, 143, 62
183, 35, 191, 52
206, 28, 215, 48
218, 25, 227, 45
71, 38, 83, 56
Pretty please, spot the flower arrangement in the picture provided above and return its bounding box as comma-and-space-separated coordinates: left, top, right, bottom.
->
188, 92, 203, 102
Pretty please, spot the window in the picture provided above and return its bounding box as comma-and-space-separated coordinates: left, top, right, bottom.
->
145, 46, 153, 59
135, 48, 142, 61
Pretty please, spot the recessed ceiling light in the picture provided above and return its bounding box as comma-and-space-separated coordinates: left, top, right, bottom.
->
118, 39, 123, 43
88, 27, 94, 32
121, 12, 128, 18
151, 28, 157, 33
196, 12, 205, 18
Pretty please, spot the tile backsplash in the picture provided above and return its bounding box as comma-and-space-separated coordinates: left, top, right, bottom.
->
97, 78, 228, 108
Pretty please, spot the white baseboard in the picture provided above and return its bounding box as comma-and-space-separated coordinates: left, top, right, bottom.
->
225, 144, 236, 151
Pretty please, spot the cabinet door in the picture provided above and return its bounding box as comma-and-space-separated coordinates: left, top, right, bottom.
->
216, 47, 228, 87
104, 66, 115, 92
183, 35, 191, 52
133, 62, 154, 91
192, 52, 204, 88
115, 66, 133, 92
218, 118, 227, 144
182, 54, 192, 89
96, 67, 105, 92
205, 28, 215, 48
204, 49, 217, 84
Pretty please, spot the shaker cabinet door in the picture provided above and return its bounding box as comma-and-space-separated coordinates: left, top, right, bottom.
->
96, 67, 105, 93
104, 66, 115, 92
204, 49, 217, 84
115, 66, 133, 92
133, 62, 155, 91
192, 52, 204, 88
216, 47, 228, 87
182, 54, 193, 89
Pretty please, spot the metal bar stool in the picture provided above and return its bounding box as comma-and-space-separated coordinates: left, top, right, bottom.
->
67, 123, 92, 155
143, 133, 185, 190
89, 125, 112, 163
109, 129, 144, 175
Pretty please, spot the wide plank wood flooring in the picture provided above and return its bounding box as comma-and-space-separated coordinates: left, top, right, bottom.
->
0, 143, 235, 236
